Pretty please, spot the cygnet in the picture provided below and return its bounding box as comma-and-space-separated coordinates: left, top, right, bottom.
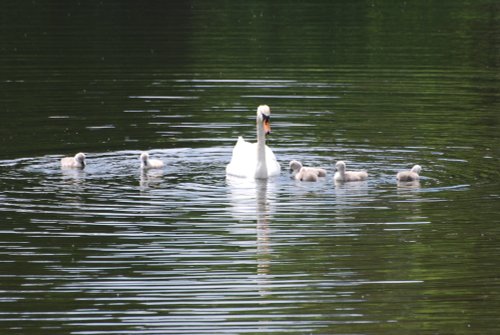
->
396, 164, 422, 182
289, 160, 327, 182
333, 161, 368, 182
140, 152, 165, 170
61, 152, 86, 169
295, 167, 320, 182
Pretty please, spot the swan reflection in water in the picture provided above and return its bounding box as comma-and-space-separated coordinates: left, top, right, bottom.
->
397, 180, 421, 189
226, 176, 276, 296
60, 167, 86, 188
395, 180, 426, 225
59, 168, 87, 206
139, 169, 165, 190
333, 179, 370, 207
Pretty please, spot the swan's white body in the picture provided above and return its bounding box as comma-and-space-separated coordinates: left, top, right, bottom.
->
397, 165, 421, 182
334, 161, 368, 182
140, 152, 164, 170
61, 152, 86, 169
289, 160, 327, 182
226, 105, 281, 179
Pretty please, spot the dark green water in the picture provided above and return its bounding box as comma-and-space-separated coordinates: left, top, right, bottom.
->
1, 1, 499, 334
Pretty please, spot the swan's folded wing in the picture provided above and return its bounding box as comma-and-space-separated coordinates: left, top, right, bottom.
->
307, 167, 327, 177
231, 137, 252, 159
226, 137, 280, 178
265, 145, 281, 177
226, 137, 257, 177
61, 157, 74, 168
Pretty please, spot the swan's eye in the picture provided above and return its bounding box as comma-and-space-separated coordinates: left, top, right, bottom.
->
261, 113, 270, 122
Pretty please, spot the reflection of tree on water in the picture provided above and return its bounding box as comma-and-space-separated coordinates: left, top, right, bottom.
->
226, 176, 274, 296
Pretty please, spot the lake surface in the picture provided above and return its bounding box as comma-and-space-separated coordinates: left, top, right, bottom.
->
1, 1, 499, 334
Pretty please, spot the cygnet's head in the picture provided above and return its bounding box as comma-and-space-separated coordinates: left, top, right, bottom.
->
75, 152, 86, 164
335, 161, 346, 172
411, 165, 422, 174
140, 152, 149, 163
257, 105, 271, 135
289, 160, 303, 173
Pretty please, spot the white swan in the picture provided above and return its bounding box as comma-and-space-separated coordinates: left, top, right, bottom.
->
61, 152, 86, 169
334, 161, 368, 182
396, 164, 421, 182
226, 105, 281, 179
289, 160, 327, 182
140, 152, 165, 170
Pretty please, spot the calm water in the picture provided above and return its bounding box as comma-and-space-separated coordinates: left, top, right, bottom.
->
1, 1, 499, 334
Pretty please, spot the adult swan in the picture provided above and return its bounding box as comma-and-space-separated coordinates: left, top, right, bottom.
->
226, 105, 281, 179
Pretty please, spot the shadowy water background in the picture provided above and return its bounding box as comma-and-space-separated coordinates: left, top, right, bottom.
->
1, 1, 499, 334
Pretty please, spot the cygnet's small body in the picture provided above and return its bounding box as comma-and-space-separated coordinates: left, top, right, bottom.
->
396, 165, 422, 182
289, 160, 327, 182
61, 152, 86, 169
295, 168, 319, 182
333, 161, 368, 182
140, 152, 164, 170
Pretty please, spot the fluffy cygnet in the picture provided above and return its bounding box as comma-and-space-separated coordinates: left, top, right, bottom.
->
61, 152, 86, 169
140, 152, 165, 170
333, 161, 368, 182
396, 165, 422, 182
294, 167, 319, 182
289, 160, 327, 182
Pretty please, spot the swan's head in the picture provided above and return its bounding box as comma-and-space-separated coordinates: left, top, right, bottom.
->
75, 152, 86, 164
257, 104, 271, 135
335, 161, 346, 172
140, 152, 149, 163
289, 160, 303, 173
411, 165, 422, 174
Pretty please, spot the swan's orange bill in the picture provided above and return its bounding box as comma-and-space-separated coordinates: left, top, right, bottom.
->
263, 119, 271, 134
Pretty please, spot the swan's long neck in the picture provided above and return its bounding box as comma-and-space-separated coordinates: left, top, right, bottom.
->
255, 117, 268, 179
